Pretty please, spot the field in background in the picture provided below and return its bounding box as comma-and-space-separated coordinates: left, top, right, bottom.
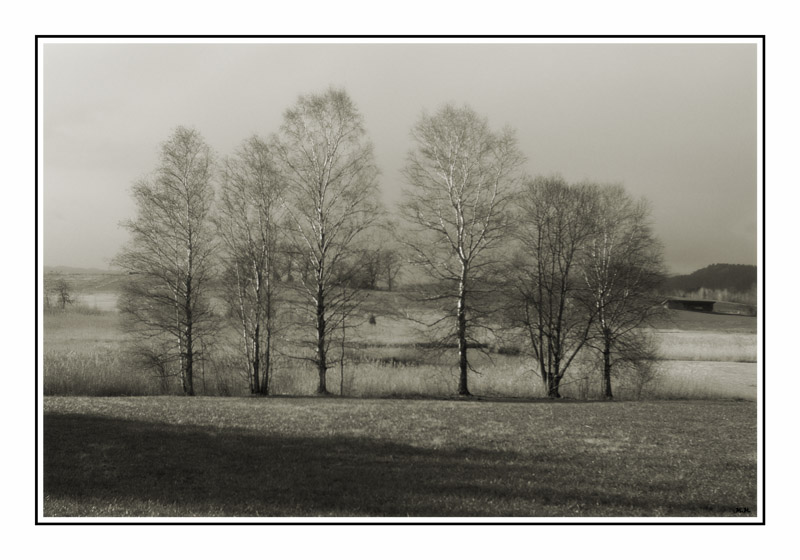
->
42, 279, 758, 400
43, 396, 757, 517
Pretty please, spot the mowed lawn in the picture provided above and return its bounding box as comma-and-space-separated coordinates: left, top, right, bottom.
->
43, 396, 757, 518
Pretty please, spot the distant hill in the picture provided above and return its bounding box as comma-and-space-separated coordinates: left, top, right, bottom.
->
663, 264, 756, 293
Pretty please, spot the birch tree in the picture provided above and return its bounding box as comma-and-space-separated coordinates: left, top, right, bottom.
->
216, 135, 284, 395
114, 126, 217, 396
580, 185, 665, 398
273, 87, 381, 394
399, 104, 524, 396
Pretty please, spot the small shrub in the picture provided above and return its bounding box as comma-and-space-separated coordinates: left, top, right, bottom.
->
491, 344, 521, 356
375, 356, 421, 367
616, 359, 662, 400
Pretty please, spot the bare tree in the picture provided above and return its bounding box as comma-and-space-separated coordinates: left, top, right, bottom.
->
216, 135, 285, 395
399, 104, 525, 396
375, 220, 404, 292
382, 246, 403, 292
54, 277, 74, 309
346, 247, 384, 290
580, 184, 665, 398
114, 126, 217, 396
272, 87, 381, 394
346, 223, 403, 291
509, 176, 598, 398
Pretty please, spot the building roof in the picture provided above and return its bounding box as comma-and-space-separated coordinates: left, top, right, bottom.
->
661, 297, 716, 304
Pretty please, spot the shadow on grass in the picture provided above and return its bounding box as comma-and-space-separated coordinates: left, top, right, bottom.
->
44, 411, 753, 517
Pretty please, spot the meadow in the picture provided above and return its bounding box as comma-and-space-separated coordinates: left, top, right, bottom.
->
43, 396, 757, 517
41, 278, 759, 518
42, 289, 758, 401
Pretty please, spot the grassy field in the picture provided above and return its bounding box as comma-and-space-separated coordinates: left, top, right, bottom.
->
654, 331, 757, 363
649, 308, 757, 333
42, 301, 758, 400
41, 278, 759, 518
43, 396, 757, 518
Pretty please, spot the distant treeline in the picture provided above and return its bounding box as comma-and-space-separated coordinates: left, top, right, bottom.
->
663, 264, 756, 306
664, 263, 756, 292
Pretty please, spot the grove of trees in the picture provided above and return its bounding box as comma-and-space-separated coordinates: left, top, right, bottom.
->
115, 88, 665, 399
216, 135, 284, 395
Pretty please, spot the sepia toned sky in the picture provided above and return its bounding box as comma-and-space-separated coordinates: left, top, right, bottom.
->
41, 39, 758, 274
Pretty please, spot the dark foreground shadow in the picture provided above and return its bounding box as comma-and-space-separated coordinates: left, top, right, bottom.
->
43, 412, 755, 517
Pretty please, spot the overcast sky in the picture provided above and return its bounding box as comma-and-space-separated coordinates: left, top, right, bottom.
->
41, 39, 758, 274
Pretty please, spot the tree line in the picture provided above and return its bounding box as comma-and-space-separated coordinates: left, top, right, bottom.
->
114, 87, 665, 400
664, 263, 756, 293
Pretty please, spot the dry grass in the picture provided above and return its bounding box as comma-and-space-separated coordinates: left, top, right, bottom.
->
43, 396, 757, 518
43, 349, 159, 396
43, 290, 759, 401
43, 310, 156, 396
654, 361, 757, 400
654, 331, 757, 363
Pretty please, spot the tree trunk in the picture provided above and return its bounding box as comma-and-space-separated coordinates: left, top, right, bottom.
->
184, 278, 195, 396
546, 373, 561, 399
546, 353, 562, 398
184, 323, 195, 396
252, 323, 261, 394
316, 284, 328, 394
260, 328, 271, 396
176, 300, 186, 394
602, 339, 613, 399
340, 285, 346, 397
457, 270, 470, 396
